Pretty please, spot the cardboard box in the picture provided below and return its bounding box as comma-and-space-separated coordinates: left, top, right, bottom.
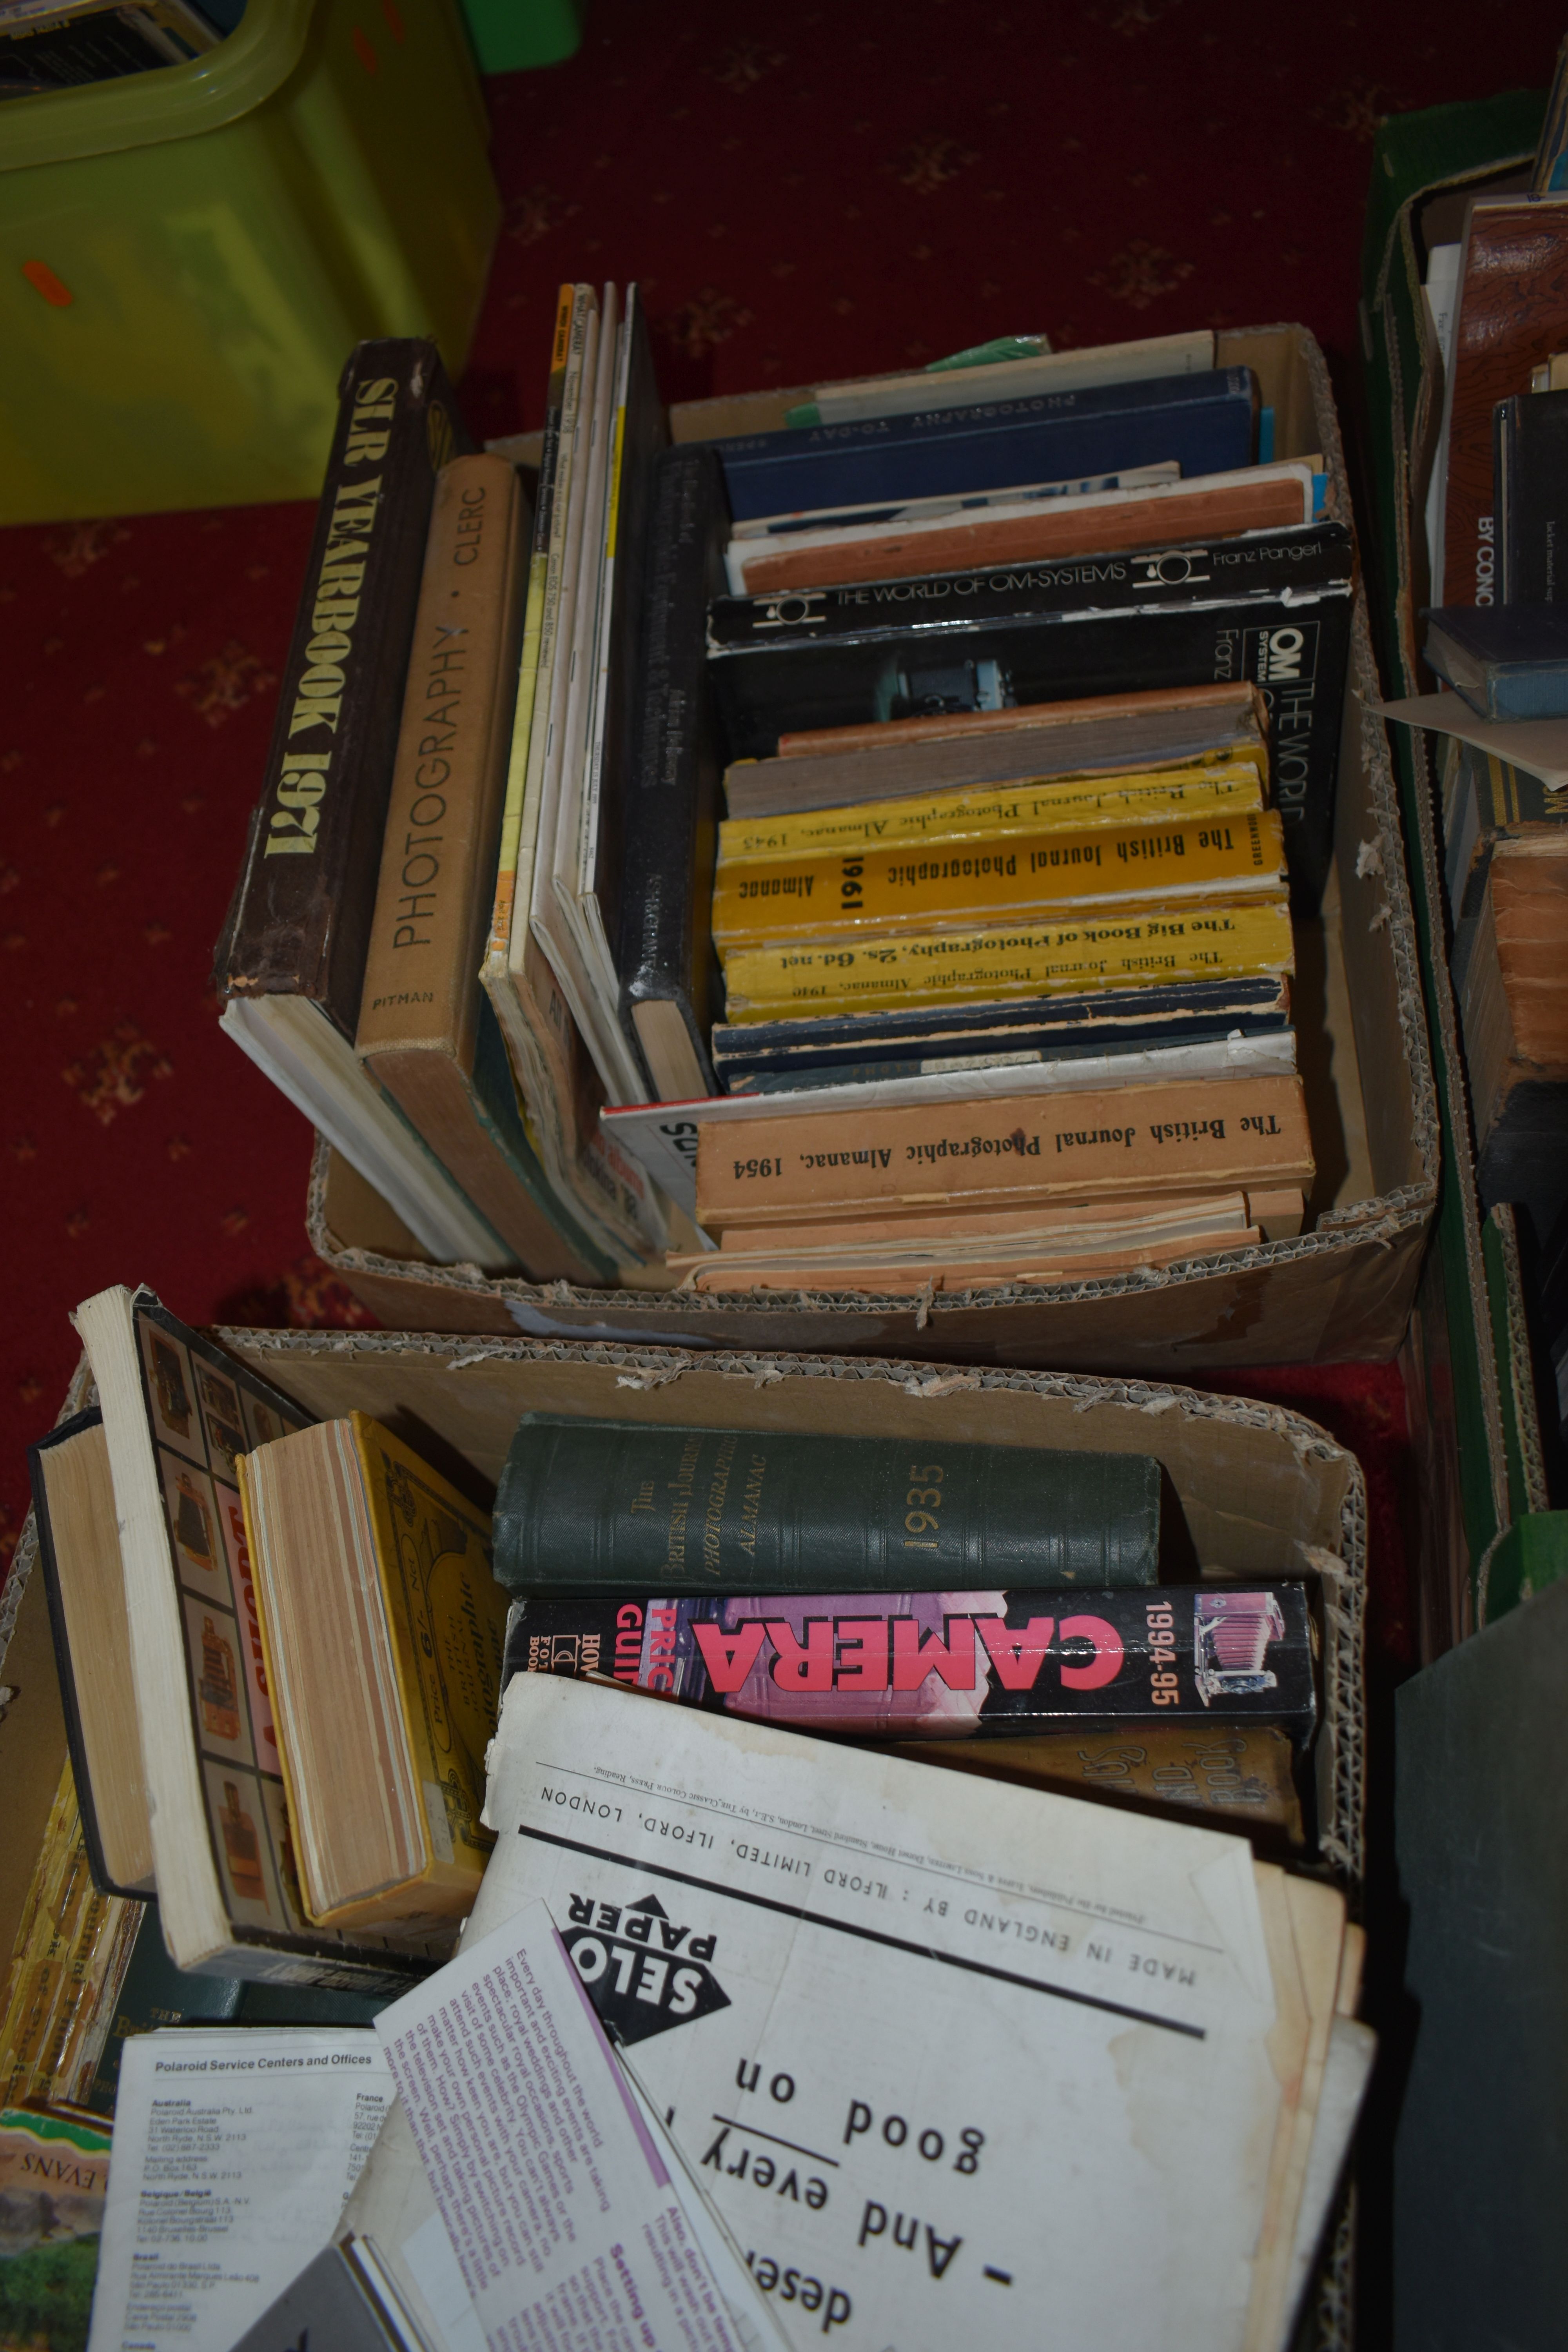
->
309, 324, 1436, 1374
4, 1334, 1361, 2343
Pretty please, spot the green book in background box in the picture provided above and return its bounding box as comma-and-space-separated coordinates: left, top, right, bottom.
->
493, 1415, 1166, 1593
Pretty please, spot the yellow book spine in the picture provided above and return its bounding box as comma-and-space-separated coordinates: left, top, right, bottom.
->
718, 759, 1266, 864
351, 1415, 508, 1891
721, 898, 1295, 1022
713, 810, 1287, 953
483, 283, 573, 970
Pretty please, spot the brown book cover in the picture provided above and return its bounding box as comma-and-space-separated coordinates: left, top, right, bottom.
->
355, 456, 603, 1283
736, 470, 1312, 596
214, 341, 472, 1040
693, 1072, 1314, 1229
1441, 199, 1568, 606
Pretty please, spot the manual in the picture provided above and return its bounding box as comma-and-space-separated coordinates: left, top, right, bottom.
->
711, 809, 1287, 954
708, 971, 1291, 1091
722, 682, 1271, 820
707, 521, 1353, 900
70, 1286, 437, 1990
502, 1583, 1318, 1744
720, 899, 1296, 1024
460, 1673, 1352, 2352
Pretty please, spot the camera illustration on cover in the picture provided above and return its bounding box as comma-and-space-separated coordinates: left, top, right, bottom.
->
1193, 1590, 1287, 1705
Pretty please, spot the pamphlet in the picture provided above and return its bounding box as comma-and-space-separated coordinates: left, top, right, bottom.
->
375, 1896, 769, 2352
87, 2027, 392, 2352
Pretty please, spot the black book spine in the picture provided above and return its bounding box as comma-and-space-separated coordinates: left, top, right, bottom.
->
1494, 390, 1568, 604
705, 521, 1354, 650
708, 585, 1353, 906
617, 445, 732, 1092
501, 1584, 1318, 1745
213, 340, 474, 1041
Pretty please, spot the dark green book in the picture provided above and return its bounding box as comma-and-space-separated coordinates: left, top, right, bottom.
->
494, 1415, 1161, 1594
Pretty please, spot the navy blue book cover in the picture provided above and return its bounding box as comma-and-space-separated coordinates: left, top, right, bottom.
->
708, 366, 1258, 520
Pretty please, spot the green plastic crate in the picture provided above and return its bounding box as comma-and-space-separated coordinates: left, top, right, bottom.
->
0, 0, 501, 523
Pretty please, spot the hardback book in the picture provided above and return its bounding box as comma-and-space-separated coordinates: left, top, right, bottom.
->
706, 365, 1259, 521
1424, 602, 1568, 719
605, 1039, 1298, 1216
353, 452, 610, 1284
69, 1285, 434, 1989
493, 1415, 1163, 1594
730, 457, 1180, 543
238, 1414, 508, 1935
1494, 388, 1568, 601
717, 757, 1266, 865
710, 809, 1288, 955
212, 342, 507, 1268
723, 680, 1272, 820
460, 1673, 1356, 2352
709, 972, 1292, 1092
897, 1720, 1305, 1844
1459, 835, 1568, 1245
617, 443, 731, 1101
479, 288, 666, 1276
706, 520, 1354, 901
1437, 197, 1568, 607
502, 1583, 1318, 1744
693, 1070, 1314, 1231
721, 897, 1296, 1023
27, 1409, 154, 1898
788, 327, 1216, 427
728, 460, 1319, 597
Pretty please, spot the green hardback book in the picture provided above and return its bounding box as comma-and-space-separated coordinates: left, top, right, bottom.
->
493, 1415, 1161, 1594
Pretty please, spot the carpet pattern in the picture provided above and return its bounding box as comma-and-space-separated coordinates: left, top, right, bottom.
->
7, 0, 1565, 1643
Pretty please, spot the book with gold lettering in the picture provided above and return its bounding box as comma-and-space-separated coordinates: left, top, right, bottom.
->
211, 342, 509, 1268
71, 1284, 438, 1990
239, 1414, 508, 1936
721, 898, 1296, 1021
493, 1415, 1163, 1594
354, 454, 610, 1284
713, 809, 1286, 954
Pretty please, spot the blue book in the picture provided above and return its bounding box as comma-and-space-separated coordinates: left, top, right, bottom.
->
708, 367, 1258, 522
1424, 603, 1568, 720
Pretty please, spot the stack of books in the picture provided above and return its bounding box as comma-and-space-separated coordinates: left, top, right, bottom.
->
5, 1293, 1370, 2348
214, 307, 1355, 1304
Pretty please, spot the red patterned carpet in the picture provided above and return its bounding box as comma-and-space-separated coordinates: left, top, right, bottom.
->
4, 0, 1561, 1646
